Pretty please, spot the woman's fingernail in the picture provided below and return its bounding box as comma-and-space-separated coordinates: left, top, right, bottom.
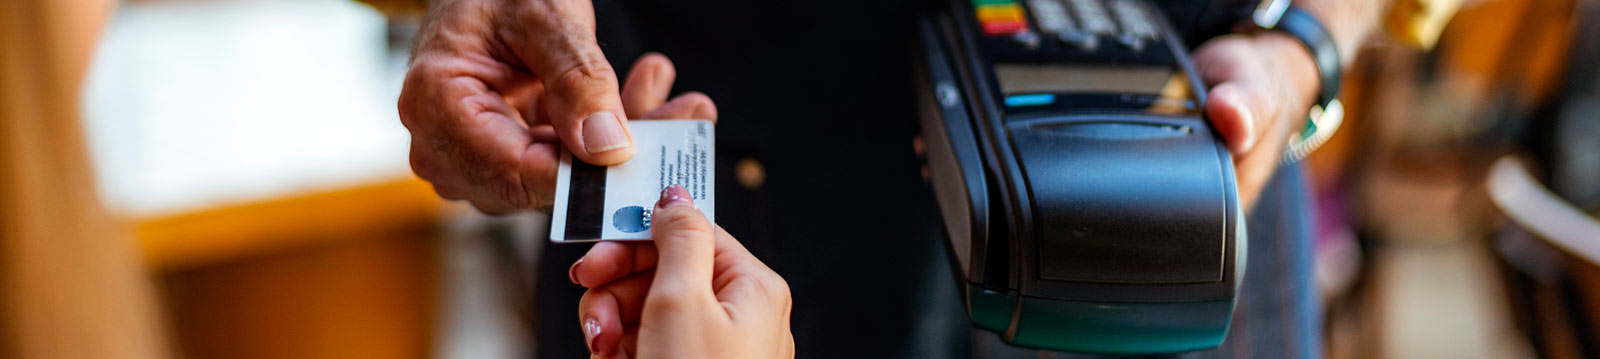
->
583, 316, 601, 354
567, 258, 584, 285
583, 112, 629, 154
656, 185, 694, 209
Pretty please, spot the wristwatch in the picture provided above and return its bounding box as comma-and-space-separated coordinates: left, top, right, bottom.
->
1251, 0, 1345, 164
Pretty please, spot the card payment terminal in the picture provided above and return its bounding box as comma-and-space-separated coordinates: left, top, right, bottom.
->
914, 0, 1245, 354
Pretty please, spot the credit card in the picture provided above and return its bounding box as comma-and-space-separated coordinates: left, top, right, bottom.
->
549, 119, 715, 242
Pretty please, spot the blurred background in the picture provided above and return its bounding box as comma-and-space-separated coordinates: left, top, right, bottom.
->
0, 0, 1597, 358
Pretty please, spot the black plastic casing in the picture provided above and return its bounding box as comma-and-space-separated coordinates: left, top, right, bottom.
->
913, 0, 1246, 354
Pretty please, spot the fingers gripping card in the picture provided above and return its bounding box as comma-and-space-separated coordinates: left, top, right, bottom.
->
550, 119, 714, 242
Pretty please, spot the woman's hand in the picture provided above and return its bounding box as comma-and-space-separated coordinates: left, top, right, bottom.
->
1193, 32, 1321, 209
570, 186, 794, 359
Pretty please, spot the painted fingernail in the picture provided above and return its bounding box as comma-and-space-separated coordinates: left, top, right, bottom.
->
583, 316, 601, 354
656, 185, 694, 209
583, 112, 629, 154
567, 258, 584, 285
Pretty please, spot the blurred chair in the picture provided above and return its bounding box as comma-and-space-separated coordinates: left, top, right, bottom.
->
1488, 3, 1600, 356
1488, 156, 1600, 359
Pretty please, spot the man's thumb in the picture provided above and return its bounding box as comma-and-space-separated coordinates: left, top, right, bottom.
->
648, 185, 715, 295
505, 0, 633, 165
544, 70, 634, 166
1205, 83, 1269, 154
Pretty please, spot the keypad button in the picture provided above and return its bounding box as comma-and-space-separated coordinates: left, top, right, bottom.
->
1110, 0, 1158, 39
1068, 0, 1115, 35
981, 20, 1029, 36
975, 2, 1031, 36
977, 3, 1026, 23
1026, 0, 1074, 34
1116, 32, 1145, 50
1011, 31, 1042, 49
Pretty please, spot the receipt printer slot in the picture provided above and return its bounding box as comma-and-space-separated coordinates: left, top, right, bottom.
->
1009, 119, 1228, 284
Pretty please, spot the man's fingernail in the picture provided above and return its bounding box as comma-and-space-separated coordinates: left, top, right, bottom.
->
653, 64, 674, 91
583, 316, 601, 354
1235, 103, 1258, 152
656, 185, 694, 209
568, 258, 584, 285
583, 112, 629, 154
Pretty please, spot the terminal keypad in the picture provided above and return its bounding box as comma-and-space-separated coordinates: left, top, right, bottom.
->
972, 0, 1163, 51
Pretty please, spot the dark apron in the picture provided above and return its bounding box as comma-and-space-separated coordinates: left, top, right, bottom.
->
534, 1, 1317, 358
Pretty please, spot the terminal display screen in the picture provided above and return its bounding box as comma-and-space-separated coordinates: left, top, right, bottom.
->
993, 64, 1199, 115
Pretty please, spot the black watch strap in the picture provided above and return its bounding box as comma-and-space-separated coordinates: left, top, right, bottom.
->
1252, 2, 1346, 163
1271, 5, 1341, 109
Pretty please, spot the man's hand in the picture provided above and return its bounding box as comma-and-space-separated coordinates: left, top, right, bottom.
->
399, 0, 711, 213
1193, 32, 1321, 209
570, 186, 795, 359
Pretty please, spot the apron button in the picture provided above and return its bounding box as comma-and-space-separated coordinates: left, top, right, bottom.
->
735, 157, 765, 190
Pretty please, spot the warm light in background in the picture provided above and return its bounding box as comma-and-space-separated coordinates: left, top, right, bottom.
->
83, 0, 411, 217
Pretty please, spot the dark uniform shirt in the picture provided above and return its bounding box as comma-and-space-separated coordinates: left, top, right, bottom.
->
536, 1, 1318, 358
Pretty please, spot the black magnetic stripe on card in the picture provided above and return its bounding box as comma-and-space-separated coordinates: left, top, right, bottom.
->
564, 160, 606, 240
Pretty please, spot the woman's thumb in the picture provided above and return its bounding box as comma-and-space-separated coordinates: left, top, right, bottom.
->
648, 185, 716, 296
